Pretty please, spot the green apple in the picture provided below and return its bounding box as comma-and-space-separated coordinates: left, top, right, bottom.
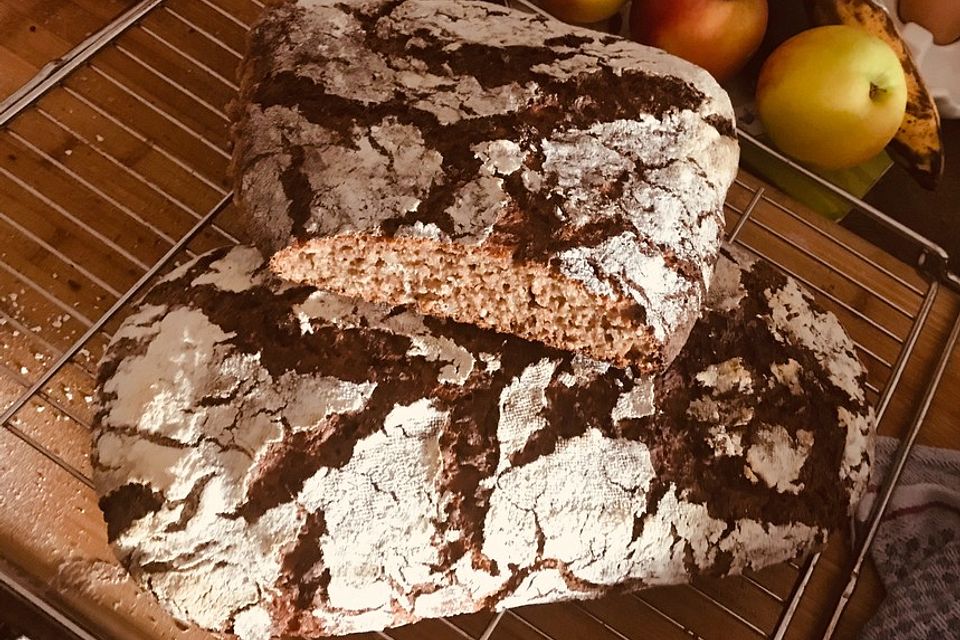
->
756, 25, 908, 171
539, 0, 627, 24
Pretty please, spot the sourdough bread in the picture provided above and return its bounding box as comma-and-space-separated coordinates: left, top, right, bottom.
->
94, 245, 874, 639
230, 0, 740, 370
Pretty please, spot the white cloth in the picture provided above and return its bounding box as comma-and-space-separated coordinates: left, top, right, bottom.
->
856, 436, 960, 639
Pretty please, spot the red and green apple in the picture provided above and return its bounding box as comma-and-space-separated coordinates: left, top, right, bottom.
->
539, 0, 627, 25
630, 0, 769, 82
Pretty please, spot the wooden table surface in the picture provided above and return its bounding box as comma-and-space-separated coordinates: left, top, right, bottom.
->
0, 2, 958, 640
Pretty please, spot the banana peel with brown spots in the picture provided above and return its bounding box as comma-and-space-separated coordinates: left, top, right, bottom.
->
808, 0, 944, 190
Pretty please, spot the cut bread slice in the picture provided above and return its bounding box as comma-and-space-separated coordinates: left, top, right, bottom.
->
231, 0, 739, 369
273, 234, 666, 369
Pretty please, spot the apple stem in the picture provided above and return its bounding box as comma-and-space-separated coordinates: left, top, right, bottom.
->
869, 83, 883, 100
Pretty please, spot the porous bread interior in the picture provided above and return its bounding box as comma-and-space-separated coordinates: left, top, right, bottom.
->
271, 236, 663, 371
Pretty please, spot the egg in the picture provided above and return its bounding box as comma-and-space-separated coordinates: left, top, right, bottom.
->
898, 0, 960, 45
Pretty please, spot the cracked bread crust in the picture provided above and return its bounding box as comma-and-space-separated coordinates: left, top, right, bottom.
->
93, 245, 874, 639
230, 0, 740, 370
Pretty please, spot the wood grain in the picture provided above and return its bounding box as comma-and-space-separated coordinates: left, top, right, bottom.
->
0, 1, 136, 101
1, 1, 959, 639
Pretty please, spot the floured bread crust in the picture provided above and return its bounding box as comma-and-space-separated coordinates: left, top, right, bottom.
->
230, 0, 740, 370
93, 245, 874, 639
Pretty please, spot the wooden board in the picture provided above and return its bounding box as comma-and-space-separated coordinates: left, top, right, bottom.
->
0, 1, 138, 101
1, 2, 959, 639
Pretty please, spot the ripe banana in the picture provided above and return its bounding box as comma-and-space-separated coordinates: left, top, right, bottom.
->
807, 0, 944, 190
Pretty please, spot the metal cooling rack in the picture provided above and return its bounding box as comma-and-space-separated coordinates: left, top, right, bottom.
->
0, 1, 958, 639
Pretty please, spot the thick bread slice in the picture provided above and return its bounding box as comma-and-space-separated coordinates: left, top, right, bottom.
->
94, 245, 874, 639
230, 0, 740, 371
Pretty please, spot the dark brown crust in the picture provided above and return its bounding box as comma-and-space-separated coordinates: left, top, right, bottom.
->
99, 483, 164, 543
233, 3, 726, 257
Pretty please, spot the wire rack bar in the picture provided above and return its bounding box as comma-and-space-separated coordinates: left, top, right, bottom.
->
197, 0, 260, 30
848, 342, 892, 376
742, 211, 919, 321
0, 193, 232, 430
633, 594, 705, 639
0, 193, 129, 297
0, 362, 94, 430
479, 612, 506, 640
741, 573, 785, 604
0, 0, 164, 129
4, 129, 190, 258
573, 602, 643, 640
2, 419, 93, 490
503, 0, 554, 18
738, 132, 959, 290
161, 6, 244, 58
507, 609, 558, 640
85, 65, 232, 160
726, 187, 765, 243
687, 584, 768, 637
0, 196, 233, 640
31, 104, 236, 246
758, 192, 925, 298
771, 552, 819, 640
0, 563, 101, 640
874, 282, 940, 420
0, 310, 74, 370
137, 24, 241, 90
0, 259, 96, 328
0, 193, 232, 494
822, 307, 960, 639
56, 84, 230, 197
112, 41, 235, 120
743, 239, 906, 346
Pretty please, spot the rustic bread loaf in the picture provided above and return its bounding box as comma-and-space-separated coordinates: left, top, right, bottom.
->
93, 245, 874, 639
230, 0, 740, 371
